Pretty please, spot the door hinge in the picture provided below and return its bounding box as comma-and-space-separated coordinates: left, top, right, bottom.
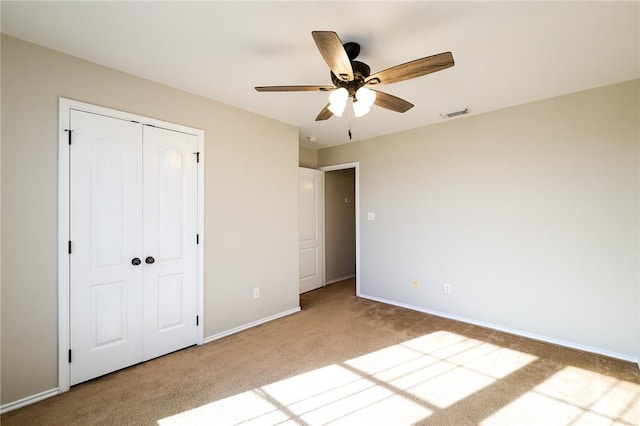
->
68, 349, 72, 363
196, 234, 199, 245
194, 152, 200, 163
65, 129, 73, 145
196, 315, 199, 326
68, 241, 72, 254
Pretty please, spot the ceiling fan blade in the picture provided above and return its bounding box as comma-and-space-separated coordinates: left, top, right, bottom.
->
315, 104, 334, 121
366, 52, 454, 86
255, 85, 335, 92
373, 90, 414, 113
312, 31, 354, 82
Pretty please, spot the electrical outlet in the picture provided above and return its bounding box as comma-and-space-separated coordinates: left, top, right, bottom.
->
253, 288, 260, 299
444, 283, 452, 294
412, 278, 420, 288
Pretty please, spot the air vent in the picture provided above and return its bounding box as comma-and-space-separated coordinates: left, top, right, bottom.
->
441, 108, 469, 118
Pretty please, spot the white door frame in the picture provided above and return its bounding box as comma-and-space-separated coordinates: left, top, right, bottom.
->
57, 98, 205, 393
319, 162, 360, 297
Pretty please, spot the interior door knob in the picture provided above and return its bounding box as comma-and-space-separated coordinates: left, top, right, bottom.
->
131, 257, 141, 266
145, 256, 155, 264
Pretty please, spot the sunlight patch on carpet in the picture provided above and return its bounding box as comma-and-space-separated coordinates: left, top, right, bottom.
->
157, 331, 640, 426
157, 389, 292, 425
262, 364, 432, 425
158, 364, 431, 425
480, 366, 640, 426
345, 331, 537, 409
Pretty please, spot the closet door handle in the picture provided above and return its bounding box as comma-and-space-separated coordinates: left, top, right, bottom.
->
145, 256, 155, 265
131, 257, 141, 266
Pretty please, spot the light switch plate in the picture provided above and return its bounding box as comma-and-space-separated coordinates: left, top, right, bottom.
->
367, 212, 375, 220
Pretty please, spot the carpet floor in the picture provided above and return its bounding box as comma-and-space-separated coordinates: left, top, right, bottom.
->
2, 278, 639, 425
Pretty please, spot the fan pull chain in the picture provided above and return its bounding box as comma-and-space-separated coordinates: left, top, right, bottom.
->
348, 101, 353, 140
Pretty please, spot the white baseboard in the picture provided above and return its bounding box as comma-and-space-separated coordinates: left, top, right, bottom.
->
325, 274, 356, 285
203, 307, 301, 344
3, 308, 302, 413
1, 388, 59, 414
359, 292, 639, 366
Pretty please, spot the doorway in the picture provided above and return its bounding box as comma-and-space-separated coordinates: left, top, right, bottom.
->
324, 168, 356, 284
319, 162, 360, 296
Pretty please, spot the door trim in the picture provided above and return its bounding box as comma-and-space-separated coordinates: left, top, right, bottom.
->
57, 98, 205, 393
318, 162, 360, 297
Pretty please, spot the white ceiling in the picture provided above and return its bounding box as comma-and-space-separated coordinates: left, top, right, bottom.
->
2, 1, 638, 149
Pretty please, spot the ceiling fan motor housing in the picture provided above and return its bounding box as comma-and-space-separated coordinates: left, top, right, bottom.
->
343, 42, 361, 60
331, 58, 371, 96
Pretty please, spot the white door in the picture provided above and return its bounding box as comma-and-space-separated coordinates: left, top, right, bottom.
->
299, 167, 324, 293
142, 126, 198, 360
69, 110, 198, 385
69, 110, 144, 385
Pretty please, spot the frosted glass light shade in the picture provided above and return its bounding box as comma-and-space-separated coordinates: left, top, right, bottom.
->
328, 88, 348, 117
352, 101, 371, 117
328, 103, 346, 117
355, 87, 376, 107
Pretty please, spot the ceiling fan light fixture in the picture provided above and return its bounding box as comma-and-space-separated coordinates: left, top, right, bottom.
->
355, 86, 376, 107
352, 101, 371, 117
328, 87, 349, 117
328, 103, 346, 117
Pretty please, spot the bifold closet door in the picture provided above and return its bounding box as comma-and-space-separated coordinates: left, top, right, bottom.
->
69, 110, 144, 385
69, 110, 198, 385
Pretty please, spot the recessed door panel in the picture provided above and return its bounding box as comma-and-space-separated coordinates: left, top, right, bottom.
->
299, 247, 319, 279
91, 137, 126, 268
158, 147, 185, 261
157, 273, 185, 331
299, 176, 319, 242
92, 281, 127, 348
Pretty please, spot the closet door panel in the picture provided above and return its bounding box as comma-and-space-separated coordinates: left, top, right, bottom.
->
142, 126, 198, 359
69, 110, 143, 385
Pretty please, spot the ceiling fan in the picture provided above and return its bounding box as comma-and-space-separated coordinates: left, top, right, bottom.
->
255, 31, 455, 121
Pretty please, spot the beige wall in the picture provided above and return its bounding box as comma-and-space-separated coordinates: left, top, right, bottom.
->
325, 169, 356, 282
319, 80, 640, 360
299, 145, 318, 168
1, 35, 300, 405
